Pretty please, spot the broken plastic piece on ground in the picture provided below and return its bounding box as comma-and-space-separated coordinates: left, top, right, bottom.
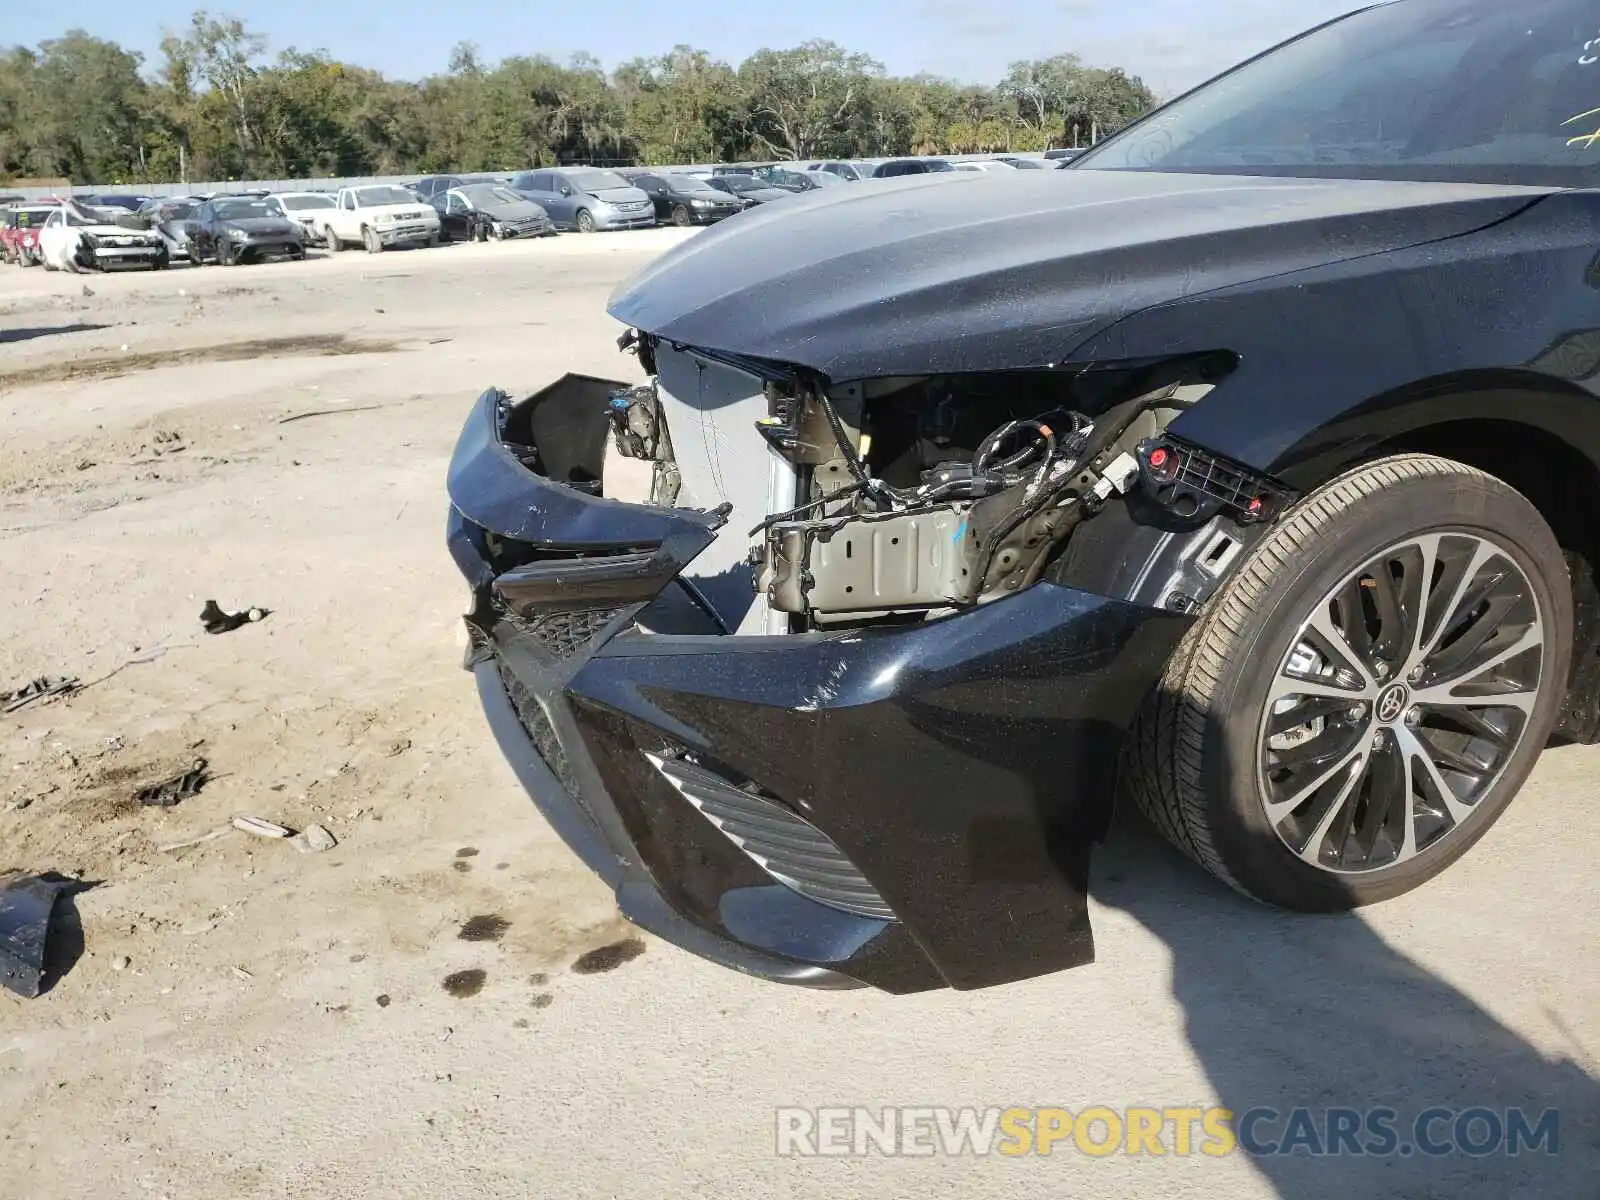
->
134, 758, 208, 807
2, 676, 79, 714
232, 815, 293, 839
0, 873, 75, 998
200, 600, 269, 635
294, 824, 338, 854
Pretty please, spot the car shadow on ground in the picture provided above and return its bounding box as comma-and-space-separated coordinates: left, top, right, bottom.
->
1093, 739, 1600, 1196
0, 323, 111, 343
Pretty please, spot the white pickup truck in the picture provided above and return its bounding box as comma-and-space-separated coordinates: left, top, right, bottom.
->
321, 184, 440, 253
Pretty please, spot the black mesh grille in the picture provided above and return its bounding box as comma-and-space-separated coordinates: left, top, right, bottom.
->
497, 658, 582, 801
510, 606, 623, 659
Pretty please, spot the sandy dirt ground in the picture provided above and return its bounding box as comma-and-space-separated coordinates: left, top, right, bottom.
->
0, 231, 1595, 1199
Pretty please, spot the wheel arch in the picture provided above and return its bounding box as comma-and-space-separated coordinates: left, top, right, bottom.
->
1062, 372, 1600, 741
1354, 397, 1600, 744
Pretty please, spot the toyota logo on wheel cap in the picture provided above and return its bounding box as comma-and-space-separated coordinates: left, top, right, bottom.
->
1376, 682, 1409, 724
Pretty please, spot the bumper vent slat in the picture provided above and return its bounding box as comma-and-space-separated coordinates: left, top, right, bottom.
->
647, 754, 895, 922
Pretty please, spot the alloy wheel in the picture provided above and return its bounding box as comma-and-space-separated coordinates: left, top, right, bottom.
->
1256, 531, 1545, 874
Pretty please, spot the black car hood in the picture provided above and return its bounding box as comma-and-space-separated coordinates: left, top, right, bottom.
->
223, 217, 299, 236
608, 170, 1554, 380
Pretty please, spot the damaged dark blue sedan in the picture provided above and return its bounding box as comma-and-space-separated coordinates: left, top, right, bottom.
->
447, 0, 1600, 991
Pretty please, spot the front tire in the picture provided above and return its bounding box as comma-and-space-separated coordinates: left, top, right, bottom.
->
1126, 455, 1571, 911
324, 226, 341, 252
671, 204, 692, 227
575, 209, 595, 233
362, 226, 383, 254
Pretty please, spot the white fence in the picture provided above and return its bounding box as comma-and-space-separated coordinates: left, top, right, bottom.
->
1, 153, 1073, 203
2, 174, 436, 202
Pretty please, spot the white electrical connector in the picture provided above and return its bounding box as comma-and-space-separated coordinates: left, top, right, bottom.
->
1089, 451, 1143, 502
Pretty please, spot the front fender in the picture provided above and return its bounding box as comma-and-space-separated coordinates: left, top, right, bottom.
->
1067, 190, 1600, 483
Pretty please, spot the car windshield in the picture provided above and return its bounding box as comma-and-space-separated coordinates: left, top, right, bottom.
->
1076, 0, 1600, 187
665, 174, 716, 193
213, 199, 275, 220
1009, 159, 1045, 169
162, 203, 197, 219
356, 186, 418, 206
90, 195, 141, 210
718, 175, 759, 192
9, 208, 52, 227
809, 171, 845, 185
459, 184, 518, 206
280, 195, 335, 210
563, 170, 630, 192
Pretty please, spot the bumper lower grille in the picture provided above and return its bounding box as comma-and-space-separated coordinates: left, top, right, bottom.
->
647, 754, 895, 921
498, 658, 581, 799
510, 606, 623, 659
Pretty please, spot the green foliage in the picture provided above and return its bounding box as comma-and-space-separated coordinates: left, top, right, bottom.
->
0, 15, 1159, 184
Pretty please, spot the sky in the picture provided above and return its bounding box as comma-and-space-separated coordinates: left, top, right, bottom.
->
5, 0, 1362, 96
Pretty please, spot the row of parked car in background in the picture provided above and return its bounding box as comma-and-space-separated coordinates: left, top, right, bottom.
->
0, 151, 1080, 272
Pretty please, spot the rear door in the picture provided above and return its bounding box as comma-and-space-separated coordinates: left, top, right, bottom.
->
527, 173, 571, 225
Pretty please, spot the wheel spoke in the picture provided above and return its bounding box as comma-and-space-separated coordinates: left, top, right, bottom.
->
1427, 704, 1518, 749
1265, 740, 1370, 827
1294, 749, 1372, 864
1421, 623, 1542, 692
1265, 696, 1352, 737
1417, 685, 1539, 715
1335, 577, 1377, 666
1304, 603, 1381, 689
1401, 534, 1444, 667
1408, 727, 1491, 780
1269, 725, 1365, 775
1368, 563, 1407, 662
1423, 591, 1517, 680
1396, 726, 1476, 827
1267, 674, 1372, 706
1410, 537, 1498, 670
1394, 744, 1421, 862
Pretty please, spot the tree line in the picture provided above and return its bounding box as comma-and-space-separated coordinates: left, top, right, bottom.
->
0, 12, 1160, 186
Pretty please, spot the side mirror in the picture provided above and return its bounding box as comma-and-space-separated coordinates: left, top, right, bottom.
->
560, 186, 572, 197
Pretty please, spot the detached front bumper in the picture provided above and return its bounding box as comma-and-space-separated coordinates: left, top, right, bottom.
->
446, 378, 1191, 992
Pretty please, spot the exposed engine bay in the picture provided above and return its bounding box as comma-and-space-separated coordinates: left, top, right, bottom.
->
609, 334, 1289, 634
